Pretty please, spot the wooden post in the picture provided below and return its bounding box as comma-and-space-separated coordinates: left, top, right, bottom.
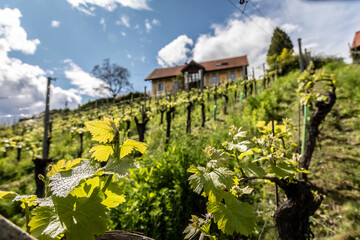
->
36, 77, 53, 198
298, 38, 304, 73
0, 215, 36, 240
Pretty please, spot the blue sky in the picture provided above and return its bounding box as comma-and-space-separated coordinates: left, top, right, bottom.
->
0, 0, 359, 122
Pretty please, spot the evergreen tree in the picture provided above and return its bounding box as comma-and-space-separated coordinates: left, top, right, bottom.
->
267, 27, 293, 58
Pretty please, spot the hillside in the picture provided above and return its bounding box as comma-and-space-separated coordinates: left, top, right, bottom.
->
0, 62, 359, 239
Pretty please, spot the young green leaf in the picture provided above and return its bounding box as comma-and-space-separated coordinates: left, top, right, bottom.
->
0, 191, 17, 201
120, 139, 147, 158
103, 157, 138, 178
29, 205, 65, 239
53, 188, 108, 240
47, 158, 83, 178
207, 192, 255, 236
89, 145, 114, 162
49, 160, 100, 197
85, 118, 117, 143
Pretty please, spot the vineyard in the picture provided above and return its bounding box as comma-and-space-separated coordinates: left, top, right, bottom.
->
0, 60, 360, 239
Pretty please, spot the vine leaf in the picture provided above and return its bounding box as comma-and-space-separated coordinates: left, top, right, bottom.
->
103, 157, 138, 178
0, 191, 17, 201
204, 147, 232, 169
102, 182, 126, 208
29, 205, 65, 240
207, 192, 255, 236
242, 162, 266, 178
269, 162, 297, 179
49, 160, 100, 197
53, 188, 108, 240
89, 145, 114, 162
47, 158, 83, 178
188, 166, 233, 202
71, 177, 126, 208
13, 195, 38, 208
120, 139, 147, 158
85, 118, 117, 143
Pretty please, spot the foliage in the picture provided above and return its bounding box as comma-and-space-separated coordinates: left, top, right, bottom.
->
0, 116, 147, 240
186, 121, 304, 238
267, 27, 293, 59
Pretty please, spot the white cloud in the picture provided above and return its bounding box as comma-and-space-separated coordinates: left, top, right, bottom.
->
140, 55, 145, 63
0, 8, 81, 121
51, 20, 60, 28
157, 35, 194, 67
145, 18, 160, 33
152, 19, 160, 26
145, 19, 151, 32
121, 32, 126, 37
157, 16, 273, 74
66, 0, 151, 15
0, 8, 40, 54
280, 23, 299, 33
192, 16, 274, 72
127, 54, 132, 59
116, 15, 130, 28
63, 59, 109, 97
100, 17, 106, 31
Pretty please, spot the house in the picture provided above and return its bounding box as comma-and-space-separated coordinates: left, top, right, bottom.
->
351, 30, 360, 63
145, 55, 249, 95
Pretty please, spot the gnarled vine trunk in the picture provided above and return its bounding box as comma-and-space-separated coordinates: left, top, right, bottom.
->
165, 107, 175, 144
274, 181, 323, 240
186, 102, 193, 133
300, 87, 336, 180
201, 102, 206, 128
134, 116, 149, 143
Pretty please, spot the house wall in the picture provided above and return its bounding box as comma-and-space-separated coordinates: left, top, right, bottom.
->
150, 67, 246, 94
204, 67, 245, 87
152, 77, 184, 95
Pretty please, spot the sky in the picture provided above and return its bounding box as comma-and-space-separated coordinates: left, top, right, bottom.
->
0, 0, 359, 123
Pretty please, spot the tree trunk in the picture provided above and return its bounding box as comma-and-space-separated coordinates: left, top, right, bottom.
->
134, 116, 149, 143
126, 120, 131, 137
249, 81, 253, 95
186, 102, 192, 134
160, 110, 165, 125
201, 102, 206, 128
244, 83, 247, 98
33, 158, 48, 198
300, 88, 336, 180
16, 148, 21, 162
165, 107, 175, 144
77, 133, 83, 158
274, 181, 322, 240
223, 95, 228, 115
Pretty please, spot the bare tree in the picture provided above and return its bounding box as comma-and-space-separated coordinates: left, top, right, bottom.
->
92, 59, 132, 98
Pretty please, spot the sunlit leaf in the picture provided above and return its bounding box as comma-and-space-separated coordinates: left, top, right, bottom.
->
207, 192, 255, 236
120, 139, 147, 158
85, 118, 117, 143
49, 160, 100, 197
89, 145, 114, 162
29, 205, 65, 239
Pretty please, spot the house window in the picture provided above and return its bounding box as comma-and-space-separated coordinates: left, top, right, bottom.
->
188, 73, 200, 83
157, 82, 164, 92
211, 75, 218, 85
228, 71, 237, 81
173, 80, 180, 91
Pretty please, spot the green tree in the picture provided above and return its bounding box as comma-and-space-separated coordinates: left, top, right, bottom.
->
267, 27, 293, 60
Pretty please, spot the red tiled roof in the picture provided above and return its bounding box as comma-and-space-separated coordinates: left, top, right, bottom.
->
352, 31, 360, 49
145, 55, 249, 81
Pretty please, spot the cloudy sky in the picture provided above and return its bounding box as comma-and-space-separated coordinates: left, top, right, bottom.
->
0, 0, 359, 122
